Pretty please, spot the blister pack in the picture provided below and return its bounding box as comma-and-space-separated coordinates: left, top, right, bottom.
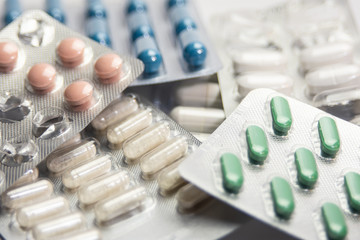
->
0, 10, 143, 193
180, 88, 360, 239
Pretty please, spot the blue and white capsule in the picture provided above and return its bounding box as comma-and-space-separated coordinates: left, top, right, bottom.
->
127, 11, 154, 42
87, 0, 107, 19
179, 29, 207, 68
127, 0, 147, 14
135, 36, 162, 74
169, 5, 196, 35
4, 0, 21, 24
46, 0, 66, 23
168, 0, 187, 9
86, 17, 112, 47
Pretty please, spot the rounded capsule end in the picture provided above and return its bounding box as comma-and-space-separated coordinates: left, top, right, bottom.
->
183, 41, 207, 67
127, 0, 147, 14
168, 0, 187, 9
132, 25, 154, 42
137, 49, 162, 74
89, 32, 112, 47
176, 18, 197, 35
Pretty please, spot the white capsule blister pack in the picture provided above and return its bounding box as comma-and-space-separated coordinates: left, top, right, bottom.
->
0, 10, 143, 193
180, 89, 360, 239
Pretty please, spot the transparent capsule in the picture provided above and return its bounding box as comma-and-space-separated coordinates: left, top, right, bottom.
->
91, 96, 139, 132
107, 108, 152, 149
95, 186, 147, 223
62, 229, 101, 240
46, 139, 97, 173
2, 180, 53, 209
140, 136, 188, 180
16, 196, 70, 228
157, 159, 187, 196
123, 122, 171, 163
10, 167, 39, 189
176, 184, 210, 213
77, 171, 130, 205
62, 154, 112, 189
32, 212, 86, 240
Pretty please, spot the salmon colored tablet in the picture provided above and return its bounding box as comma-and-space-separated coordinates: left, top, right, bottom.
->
94, 54, 123, 84
27, 63, 57, 94
57, 38, 85, 68
64, 80, 94, 111
0, 41, 18, 72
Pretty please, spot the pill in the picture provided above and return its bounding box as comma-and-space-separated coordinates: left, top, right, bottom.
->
344, 172, 360, 211
134, 36, 162, 74
220, 153, 244, 194
157, 159, 187, 196
56, 38, 86, 68
62, 154, 112, 189
127, 0, 147, 14
16, 196, 70, 228
77, 171, 130, 205
140, 136, 188, 180
123, 122, 171, 162
47, 0, 66, 23
4, 0, 21, 24
127, 10, 154, 42
176, 184, 210, 212
0, 41, 18, 73
27, 63, 57, 94
169, 5, 197, 35
94, 186, 147, 222
179, 29, 207, 67
170, 106, 225, 133
91, 96, 139, 132
64, 80, 94, 111
2, 180, 53, 209
10, 167, 39, 189
270, 177, 295, 219
246, 125, 268, 165
87, 0, 107, 18
168, 0, 186, 9
107, 109, 152, 148
46, 140, 97, 173
270, 96, 292, 135
299, 42, 353, 72
231, 48, 287, 74
94, 53, 122, 84
32, 212, 87, 240
86, 17, 111, 47
294, 148, 318, 188
305, 64, 360, 96
62, 229, 101, 240
321, 202, 348, 240
318, 117, 340, 157
236, 73, 294, 97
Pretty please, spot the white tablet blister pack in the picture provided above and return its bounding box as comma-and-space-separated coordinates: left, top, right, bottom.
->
180, 88, 360, 239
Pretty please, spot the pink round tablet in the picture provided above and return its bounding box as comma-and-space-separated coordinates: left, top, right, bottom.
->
27, 63, 57, 94
57, 38, 85, 68
94, 54, 123, 84
0, 41, 18, 72
64, 80, 94, 111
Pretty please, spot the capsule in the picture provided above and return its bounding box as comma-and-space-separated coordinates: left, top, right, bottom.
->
32, 212, 87, 240
170, 106, 225, 133
86, 17, 111, 47
169, 5, 196, 35
178, 29, 207, 68
2, 180, 53, 209
107, 109, 152, 148
134, 36, 162, 74
16, 197, 70, 228
123, 122, 171, 162
157, 159, 187, 196
270, 177, 295, 219
176, 184, 210, 212
62, 154, 112, 189
46, 0, 66, 23
140, 136, 188, 180
4, 0, 21, 24
168, 0, 187, 9
246, 125, 269, 164
46, 140, 97, 173
77, 171, 130, 205
87, 0, 107, 18
62, 229, 102, 240
318, 117, 340, 157
344, 172, 360, 211
321, 202, 348, 240
95, 186, 147, 222
91, 96, 139, 132
10, 167, 39, 189
127, 9, 154, 41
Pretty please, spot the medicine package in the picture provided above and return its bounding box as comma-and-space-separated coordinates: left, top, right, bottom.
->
0, 10, 143, 193
180, 88, 360, 239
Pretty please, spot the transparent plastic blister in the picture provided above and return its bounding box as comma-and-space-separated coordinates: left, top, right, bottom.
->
180, 89, 360, 239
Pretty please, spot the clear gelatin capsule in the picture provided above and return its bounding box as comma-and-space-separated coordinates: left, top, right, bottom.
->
140, 136, 188, 180
95, 186, 147, 223
176, 184, 210, 212
47, 140, 97, 173
107, 109, 152, 148
157, 159, 187, 196
10, 167, 39, 189
62, 154, 112, 189
62, 229, 101, 240
16, 196, 70, 228
123, 122, 171, 162
2, 180, 53, 209
32, 212, 86, 240
77, 171, 130, 205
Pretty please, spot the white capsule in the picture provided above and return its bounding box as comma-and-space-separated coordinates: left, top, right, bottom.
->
61, 229, 102, 240
16, 197, 70, 228
299, 42, 354, 72
107, 109, 152, 149
46, 140, 97, 173
123, 122, 171, 163
62, 154, 112, 189
236, 72, 294, 97
2, 180, 53, 209
305, 64, 360, 96
157, 160, 187, 196
231, 48, 287, 74
140, 136, 188, 180
176, 184, 210, 212
10, 167, 39, 189
32, 212, 86, 240
95, 186, 147, 223
170, 106, 225, 133
77, 171, 130, 205
91, 96, 139, 132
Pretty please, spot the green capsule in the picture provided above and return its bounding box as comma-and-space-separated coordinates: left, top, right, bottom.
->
220, 153, 244, 194
318, 117, 340, 157
294, 148, 318, 188
246, 125, 268, 165
344, 172, 360, 212
321, 202, 347, 240
270, 177, 295, 219
270, 96, 292, 135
